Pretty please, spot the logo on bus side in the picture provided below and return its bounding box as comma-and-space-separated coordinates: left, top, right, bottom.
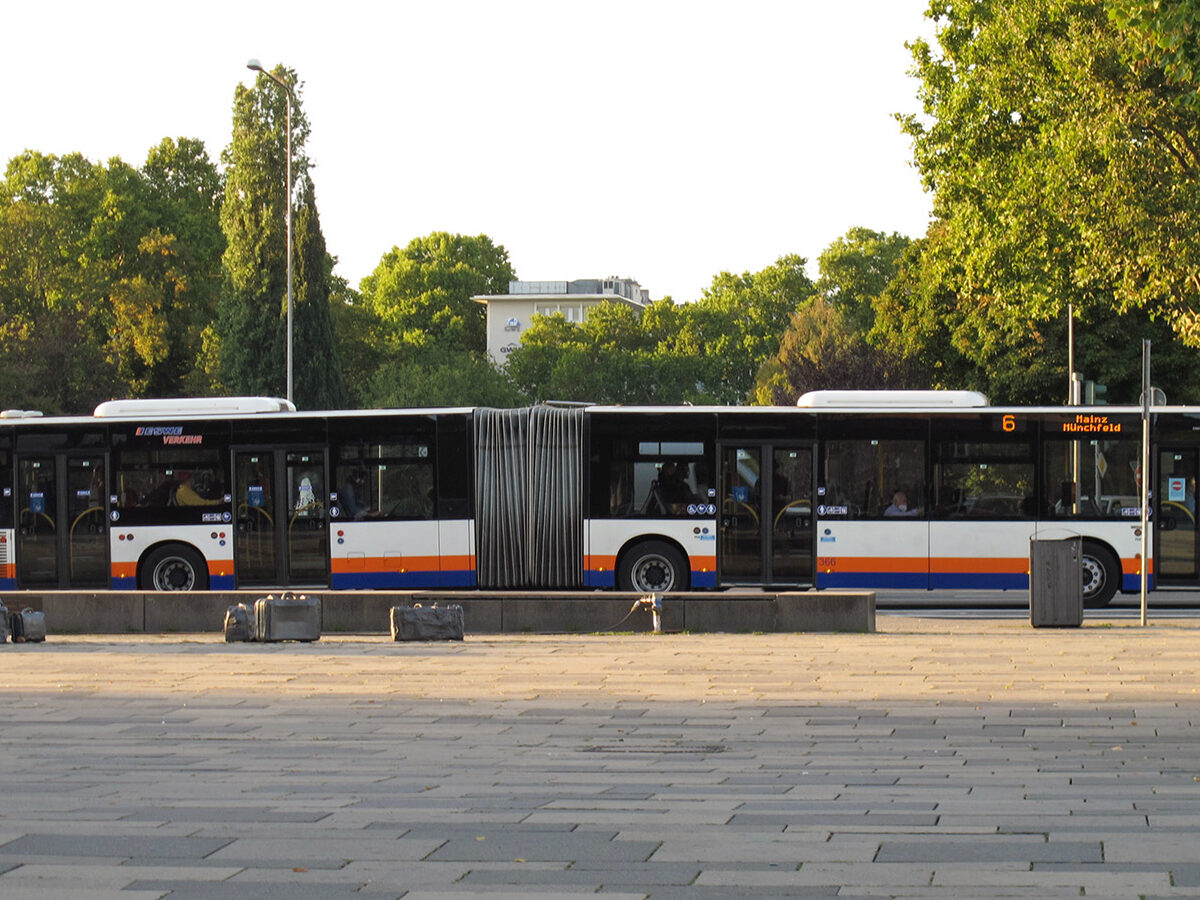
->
135, 425, 203, 445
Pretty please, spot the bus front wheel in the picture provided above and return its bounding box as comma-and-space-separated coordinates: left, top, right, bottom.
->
618, 541, 689, 593
141, 545, 209, 592
1081, 541, 1119, 608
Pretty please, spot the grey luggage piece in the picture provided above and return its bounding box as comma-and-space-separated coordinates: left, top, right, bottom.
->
254, 592, 321, 642
390, 604, 464, 641
223, 602, 257, 642
9, 608, 45, 643
0, 602, 9, 644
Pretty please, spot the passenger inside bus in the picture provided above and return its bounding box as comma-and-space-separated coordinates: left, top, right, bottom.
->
174, 470, 222, 506
658, 461, 699, 513
339, 469, 378, 519
884, 490, 919, 517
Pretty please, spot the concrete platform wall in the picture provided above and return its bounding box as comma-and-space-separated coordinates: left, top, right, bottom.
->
6, 590, 875, 635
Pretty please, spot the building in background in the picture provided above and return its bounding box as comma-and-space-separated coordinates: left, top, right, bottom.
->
474, 277, 650, 366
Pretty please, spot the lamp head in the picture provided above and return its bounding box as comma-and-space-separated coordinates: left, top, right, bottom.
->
246, 58, 264, 72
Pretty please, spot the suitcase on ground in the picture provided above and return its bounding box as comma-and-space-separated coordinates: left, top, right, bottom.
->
390, 604, 464, 641
223, 602, 257, 642
0, 602, 9, 644
254, 592, 321, 642
9, 608, 46, 643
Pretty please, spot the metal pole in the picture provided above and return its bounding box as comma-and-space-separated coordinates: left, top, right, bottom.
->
1140, 339, 1150, 626
1067, 303, 1074, 405
245, 60, 294, 404
284, 93, 293, 404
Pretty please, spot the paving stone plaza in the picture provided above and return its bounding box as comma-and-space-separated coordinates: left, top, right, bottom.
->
1, 615, 1198, 898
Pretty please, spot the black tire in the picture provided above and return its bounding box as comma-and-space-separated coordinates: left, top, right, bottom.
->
1081, 541, 1119, 608
141, 544, 209, 592
617, 541, 689, 593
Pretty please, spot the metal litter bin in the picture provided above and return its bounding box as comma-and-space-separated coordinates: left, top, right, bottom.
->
1029, 537, 1083, 628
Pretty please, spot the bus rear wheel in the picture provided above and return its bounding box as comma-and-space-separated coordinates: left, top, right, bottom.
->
141, 544, 209, 592
1081, 541, 1119, 608
618, 541, 689, 593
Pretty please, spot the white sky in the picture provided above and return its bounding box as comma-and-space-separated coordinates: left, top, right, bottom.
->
3, 0, 934, 302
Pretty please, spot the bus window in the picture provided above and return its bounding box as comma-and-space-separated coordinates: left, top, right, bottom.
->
0, 450, 11, 529
601, 440, 713, 519
932, 441, 1034, 519
821, 439, 925, 519
333, 442, 434, 521
114, 448, 226, 512
1043, 437, 1140, 518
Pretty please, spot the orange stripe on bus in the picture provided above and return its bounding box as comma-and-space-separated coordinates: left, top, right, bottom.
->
585, 555, 717, 571
330, 555, 475, 574
821, 557, 1027, 575
823, 557, 928, 574
112, 562, 138, 578
929, 557, 1029, 575
1122, 557, 1153, 574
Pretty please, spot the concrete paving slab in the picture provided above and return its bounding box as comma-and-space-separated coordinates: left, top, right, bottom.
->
0, 615, 1199, 897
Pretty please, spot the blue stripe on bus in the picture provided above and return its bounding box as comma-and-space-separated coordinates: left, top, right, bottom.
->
331, 570, 477, 590
930, 572, 1028, 590
821, 572, 1032, 591
586, 571, 616, 588
0, 578, 14, 591
112, 576, 137, 589
691, 570, 718, 589
210, 574, 236, 590
1122, 573, 1152, 592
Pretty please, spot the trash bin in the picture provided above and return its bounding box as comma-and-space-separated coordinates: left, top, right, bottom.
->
1029, 537, 1083, 628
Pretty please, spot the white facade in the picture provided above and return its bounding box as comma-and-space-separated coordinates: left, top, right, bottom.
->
474, 277, 650, 366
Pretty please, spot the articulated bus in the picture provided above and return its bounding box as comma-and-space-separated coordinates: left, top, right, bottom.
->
2, 391, 1198, 605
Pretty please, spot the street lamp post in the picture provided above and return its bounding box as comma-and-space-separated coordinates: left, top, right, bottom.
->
246, 58, 294, 404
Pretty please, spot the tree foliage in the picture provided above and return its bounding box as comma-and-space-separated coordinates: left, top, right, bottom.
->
365, 346, 527, 408
754, 296, 931, 405
887, 0, 1200, 402
506, 256, 814, 405
216, 66, 345, 408
816, 228, 911, 334
0, 142, 223, 413
360, 232, 515, 354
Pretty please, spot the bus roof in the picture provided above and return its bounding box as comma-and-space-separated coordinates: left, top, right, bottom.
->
796, 390, 990, 408
94, 397, 297, 417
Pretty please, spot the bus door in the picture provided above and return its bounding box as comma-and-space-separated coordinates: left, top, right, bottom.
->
718, 444, 814, 586
233, 448, 329, 587
1156, 447, 1198, 584
16, 453, 108, 588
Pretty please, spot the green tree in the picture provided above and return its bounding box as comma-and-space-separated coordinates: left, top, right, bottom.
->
0, 152, 113, 411
217, 66, 345, 407
0, 143, 224, 412
1110, 1, 1200, 100
139, 137, 226, 396
816, 227, 911, 333
361, 232, 515, 354
892, 0, 1200, 400
669, 255, 815, 404
328, 276, 386, 408
291, 180, 347, 409
754, 296, 930, 405
364, 346, 527, 408
505, 305, 696, 405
